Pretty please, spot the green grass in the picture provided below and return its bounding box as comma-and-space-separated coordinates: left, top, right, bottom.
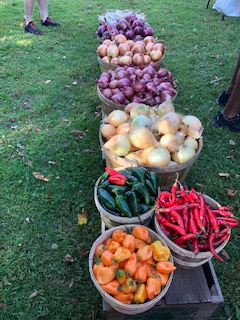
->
1, 0, 240, 319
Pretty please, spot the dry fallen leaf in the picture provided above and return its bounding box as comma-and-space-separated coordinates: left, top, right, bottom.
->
71, 130, 86, 138
77, 245, 89, 256
226, 189, 238, 197
229, 139, 236, 145
32, 172, 49, 181
65, 254, 74, 263
29, 291, 38, 299
219, 173, 230, 178
221, 249, 230, 260
48, 161, 59, 166
45, 80, 51, 84
25, 161, 32, 166
78, 208, 88, 225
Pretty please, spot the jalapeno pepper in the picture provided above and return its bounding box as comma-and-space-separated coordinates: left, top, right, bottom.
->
98, 171, 109, 185
132, 182, 151, 206
131, 167, 146, 184
149, 171, 159, 190
113, 191, 132, 218
107, 185, 129, 194
126, 190, 140, 216
98, 188, 116, 211
145, 179, 157, 196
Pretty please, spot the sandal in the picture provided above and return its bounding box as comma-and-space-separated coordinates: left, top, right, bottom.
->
24, 22, 43, 35
212, 111, 240, 132
216, 91, 231, 107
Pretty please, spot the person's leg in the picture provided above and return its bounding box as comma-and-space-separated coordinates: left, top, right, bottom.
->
24, 0, 34, 25
24, 0, 43, 35
216, 55, 240, 106
38, 0, 60, 26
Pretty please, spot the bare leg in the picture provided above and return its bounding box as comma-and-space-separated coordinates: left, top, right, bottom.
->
226, 55, 240, 94
24, 0, 34, 25
223, 63, 240, 118
38, 0, 48, 22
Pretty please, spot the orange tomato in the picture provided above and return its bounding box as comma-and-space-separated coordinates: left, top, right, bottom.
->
155, 261, 176, 274
101, 280, 120, 296
112, 229, 126, 244
101, 250, 114, 267
114, 292, 134, 304
132, 226, 149, 242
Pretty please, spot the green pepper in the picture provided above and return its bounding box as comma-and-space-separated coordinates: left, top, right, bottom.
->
126, 190, 140, 216
113, 191, 132, 218
132, 182, 151, 206
149, 171, 159, 190
99, 179, 111, 188
119, 169, 138, 184
98, 188, 116, 211
139, 203, 151, 214
131, 167, 146, 184
145, 179, 157, 196
107, 184, 129, 194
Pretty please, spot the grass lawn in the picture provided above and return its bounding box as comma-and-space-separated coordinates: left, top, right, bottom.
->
0, 0, 239, 319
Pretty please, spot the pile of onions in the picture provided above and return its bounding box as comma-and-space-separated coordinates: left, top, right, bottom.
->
96, 13, 155, 42
97, 64, 177, 106
97, 36, 165, 68
101, 103, 203, 167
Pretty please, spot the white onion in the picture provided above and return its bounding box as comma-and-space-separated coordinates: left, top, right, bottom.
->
155, 96, 175, 117
128, 127, 159, 150
107, 110, 128, 127
116, 123, 131, 135
153, 112, 182, 135
130, 104, 150, 118
182, 115, 203, 139
103, 134, 131, 156
159, 133, 179, 153
142, 146, 171, 166
171, 145, 196, 164
183, 136, 199, 150
131, 115, 152, 128
100, 124, 116, 139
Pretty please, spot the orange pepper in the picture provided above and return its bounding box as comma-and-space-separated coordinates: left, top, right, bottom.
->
118, 260, 125, 270
93, 261, 104, 278
146, 275, 161, 300
101, 250, 114, 267
112, 247, 131, 264
95, 244, 106, 257
114, 269, 126, 285
134, 283, 147, 304
120, 277, 137, 294
114, 292, 134, 304
112, 229, 126, 244
146, 263, 157, 278
150, 240, 171, 262
109, 263, 119, 272
124, 252, 138, 277
135, 238, 147, 249
156, 261, 176, 274
103, 237, 112, 249
96, 266, 115, 285
157, 272, 169, 286
136, 244, 153, 261
132, 226, 149, 242
133, 261, 148, 283
108, 240, 121, 253
101, 280, 120, 296
122, 234, 136, 252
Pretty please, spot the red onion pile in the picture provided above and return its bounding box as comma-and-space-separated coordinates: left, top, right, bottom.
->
96, 13, 154, 42
96, 64, 177, 106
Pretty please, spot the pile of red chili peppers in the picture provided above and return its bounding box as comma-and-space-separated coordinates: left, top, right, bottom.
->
156, 179, 239, 262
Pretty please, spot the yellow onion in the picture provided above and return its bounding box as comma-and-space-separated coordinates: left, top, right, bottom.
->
159, 133, 179, 153
100, 124, 116, 139
131, 115, 152, 128
183, 136, 199, 150
107, 110, 128, 127
155, 96, 175, 117
128, 127, 159, 150
172, 145, 196, 164
116, 123, 131, 135
103, 134, 131, 156
142, 146, 171, 166
125, 150, 144, 165
130, 103, 150, 118
182, 115, 203, 139
153, 112, 182, 135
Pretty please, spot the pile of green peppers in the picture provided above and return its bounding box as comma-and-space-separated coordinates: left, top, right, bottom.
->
97, 167, 160, 218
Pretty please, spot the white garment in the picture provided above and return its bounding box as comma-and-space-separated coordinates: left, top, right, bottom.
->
213, 0, 240, 17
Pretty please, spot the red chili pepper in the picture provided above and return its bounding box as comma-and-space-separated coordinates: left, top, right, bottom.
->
188, 210, 198, 234
199, 192, 206, 223
159, 224, 172, 238
188, 188, 200, 203
169, 209, 185, 229
193, 207, 205, 233
210, 209, 235, 218
208, 233, 224, 262
174, 233, 196, 245
105, 167, 125, 177
156, 203, 198, 213
157, 213, 186, 236
216, 217, 239, 227
108, 175, 127, 186
213, 233, 230, 247
158, 191, 174, 208
206, 206, 219, 234
182, 207, 189, 231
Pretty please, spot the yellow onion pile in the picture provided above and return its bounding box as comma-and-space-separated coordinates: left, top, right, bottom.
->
100, 100, 203, 167
97, 35, 165, 67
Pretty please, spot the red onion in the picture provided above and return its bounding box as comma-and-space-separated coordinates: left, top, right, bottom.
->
146, 82, 156, 93
143, 65, 156, 78
132, 19, 144, 28
161, 90, 174, 101
157, 68, 169, 78
115, 66, 125, 73
125, 30, 135, 40
135, 68, 144, 79
134, 26, 143, 35
107, 23, 117, 31
126, 67, 136, 76
142, 73, 152, 82
132, 79, 145, 93
167, 71, 173, 81
154, 96, 162, 104
116, 70, 128, 80
131, 96, 144, 103
118, 30, 126, 35
102, 31, 110, 40
112, 88, 122, 95
143, 93, 155, 106
100, 72, 110, 80
153, 77, 163, 86
125, 13, 137, 24
97, 25, 106, 37
97, 78, 109, 89
129, 74, 137, 83
109, 79, 119, 89
102, 88, 113, 100
134, 35, 143, 41
112, 93, 126, 104
122, 86, 134, 99
116, 19, 129, 31
118, 77, 131, 88
110, 29, 119, 37
142, 27, 154, 37
157, 82, 173, 91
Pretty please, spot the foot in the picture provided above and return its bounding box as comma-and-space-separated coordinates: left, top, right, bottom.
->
41, 17, 60, 27
24, 22, 43, 35
212, 111, 240, 131
216, 91, 231, 107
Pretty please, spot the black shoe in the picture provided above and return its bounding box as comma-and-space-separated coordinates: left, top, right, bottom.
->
216, 91, 231, 107
41, 17, 60, 27
212, 111, 240, 132
24, 22, 43, 35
